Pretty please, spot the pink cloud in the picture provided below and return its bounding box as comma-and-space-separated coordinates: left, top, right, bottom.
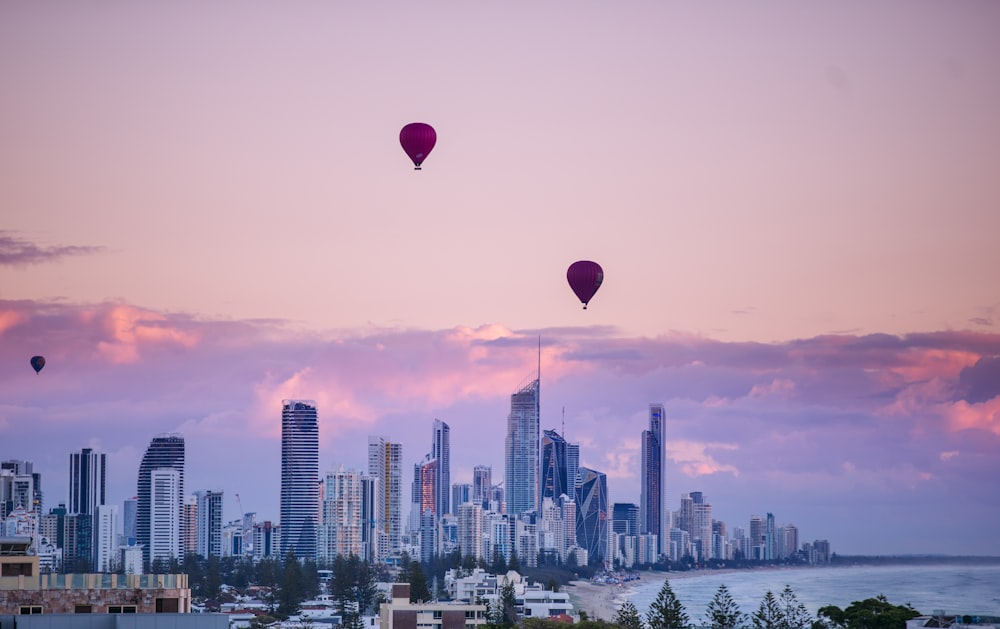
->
668, 440, 740, 477
945, 397, 1000, 436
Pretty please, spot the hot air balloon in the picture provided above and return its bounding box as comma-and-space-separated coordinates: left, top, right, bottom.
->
30, 355, 45, 374
399, 122, 437, 170
567, 260, 604, 309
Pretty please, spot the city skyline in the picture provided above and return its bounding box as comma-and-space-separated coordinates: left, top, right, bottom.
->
2, 1, 1000, 558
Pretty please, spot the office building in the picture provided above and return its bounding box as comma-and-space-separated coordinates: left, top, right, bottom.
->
540, 430, 574, 505
472, 466, 491, 508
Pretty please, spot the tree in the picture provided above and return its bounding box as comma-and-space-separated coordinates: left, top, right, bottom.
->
547, 577, 559, 593
646, 579, 689, 629
614, 599, 645, 629
705, 584, 747, 629
817, 595, 920, 629
277, 550, 304, 619
407, 560, 432, 603
498, 577, 518, 627
752, 591, 783, 629
778, 585, 812, 629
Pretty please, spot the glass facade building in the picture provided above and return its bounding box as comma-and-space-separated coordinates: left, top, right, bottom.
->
505, 375, 539, 516
136, 433, 185, 566
640, 403, 665, 555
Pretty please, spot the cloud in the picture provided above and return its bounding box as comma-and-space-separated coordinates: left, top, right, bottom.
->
4, 298, 1000, 554
0, 232, 104, 266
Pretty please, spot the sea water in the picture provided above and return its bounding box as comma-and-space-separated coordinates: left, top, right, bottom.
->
623, 563, 1000, 621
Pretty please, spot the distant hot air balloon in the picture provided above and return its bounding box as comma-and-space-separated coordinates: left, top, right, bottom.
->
567, 261, 604, 309
399, 122, 437, 170
30, 355, 45, 374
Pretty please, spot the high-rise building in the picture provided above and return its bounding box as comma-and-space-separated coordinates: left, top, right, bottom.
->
456, 502, 483, 561
612, 502, 639, 536
575, 467, 608, 563
182, 495, 197, 557
432, 419, 451, 518
765, 512, 777, 561
452, 483, 472, 510
150, 467, 182, 564
540, 430, 573, 504
319, 466, 364, 561
280, 400, 319, 561
360, 474, 378, 562
123, 497, 138, 546
69, 448, 106, 519
137, 434, 185, 566
367, 436, 403, 556
95, 503, 119, 572
692, 500, 713, 561
1, 460, 43, 517
640, 404, 665, 556
749, 515, 765, 560
472, 466, 491, 508
194, 490, 224, 558
413, 455, 438, 560
505, 374, 539, 516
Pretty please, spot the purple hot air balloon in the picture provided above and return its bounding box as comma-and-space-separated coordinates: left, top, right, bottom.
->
30, 355, 45, 374
567, 260, 604, 309
399, 122, 437, 170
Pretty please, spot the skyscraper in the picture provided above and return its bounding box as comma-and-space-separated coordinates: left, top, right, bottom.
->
69, 448, 106, 518
541, 429, 578, 504
576, 466, 608, 562
413, 455, 438, 562
640, 403, 665, 555
280, 400, 319, 561
150, 467, 182, 564
505, 373, 539, 516
69, 448, 107, 570
472, 465, 491, 508
431, 419, 450, 518
194, 489, 224, 558
137, 433, 185, 566
368, 436, 403, 556
319, 466, 363, 561
1, 460, 42, 518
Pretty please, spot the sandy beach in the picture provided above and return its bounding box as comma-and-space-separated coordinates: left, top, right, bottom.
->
565, 569, 750, 621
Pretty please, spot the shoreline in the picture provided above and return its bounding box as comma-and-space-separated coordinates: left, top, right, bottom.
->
564, 566, 817, 621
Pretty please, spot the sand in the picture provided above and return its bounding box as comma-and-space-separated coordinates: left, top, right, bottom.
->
565, 569, 751, 621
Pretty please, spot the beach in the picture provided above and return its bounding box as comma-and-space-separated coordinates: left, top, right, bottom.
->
564, 569, 748, 621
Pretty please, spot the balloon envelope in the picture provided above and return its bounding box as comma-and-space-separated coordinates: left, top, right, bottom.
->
399, 122, 437, 169
30, 355, 45, 374
567, 260, 604, 309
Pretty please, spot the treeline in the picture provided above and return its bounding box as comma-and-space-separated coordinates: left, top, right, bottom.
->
830, 554, 1000, 566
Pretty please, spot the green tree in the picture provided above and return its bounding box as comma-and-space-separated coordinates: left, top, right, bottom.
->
613, 599, 645, 629
547, 577, 559, 593
817, 595, 920, 629
753, 591, 783, 629
277, 550, 304, 619
407, 560, 432, 603
204, 555, 222, 600
497, 577, 518, 627
646, 579, 689, 629
778, 585, 812, 629
705, 584, 746, 629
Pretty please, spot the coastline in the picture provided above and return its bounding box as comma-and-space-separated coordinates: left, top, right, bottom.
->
564, 567, 803, 621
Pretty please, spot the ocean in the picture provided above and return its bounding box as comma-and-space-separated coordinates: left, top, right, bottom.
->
623, 563, 1000, 621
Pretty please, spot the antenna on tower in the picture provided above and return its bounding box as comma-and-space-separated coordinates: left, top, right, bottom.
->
562, 406, 565, 437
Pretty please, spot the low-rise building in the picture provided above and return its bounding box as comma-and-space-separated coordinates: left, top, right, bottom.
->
378, 583, 487, 629
0, 536, 191, 615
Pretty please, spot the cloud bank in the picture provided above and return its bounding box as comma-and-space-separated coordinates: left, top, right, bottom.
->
2, 299, 998, 555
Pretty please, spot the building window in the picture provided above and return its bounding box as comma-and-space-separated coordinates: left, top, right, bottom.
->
75, 605, 93, 613
109, 606, 137, 614
19, 606, 43, 615
155, 598, 180, 613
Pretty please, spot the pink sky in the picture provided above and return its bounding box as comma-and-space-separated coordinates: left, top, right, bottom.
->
2, 2, 999, 555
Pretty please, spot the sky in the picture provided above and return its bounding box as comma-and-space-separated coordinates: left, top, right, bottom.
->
2, 1, 999, 556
